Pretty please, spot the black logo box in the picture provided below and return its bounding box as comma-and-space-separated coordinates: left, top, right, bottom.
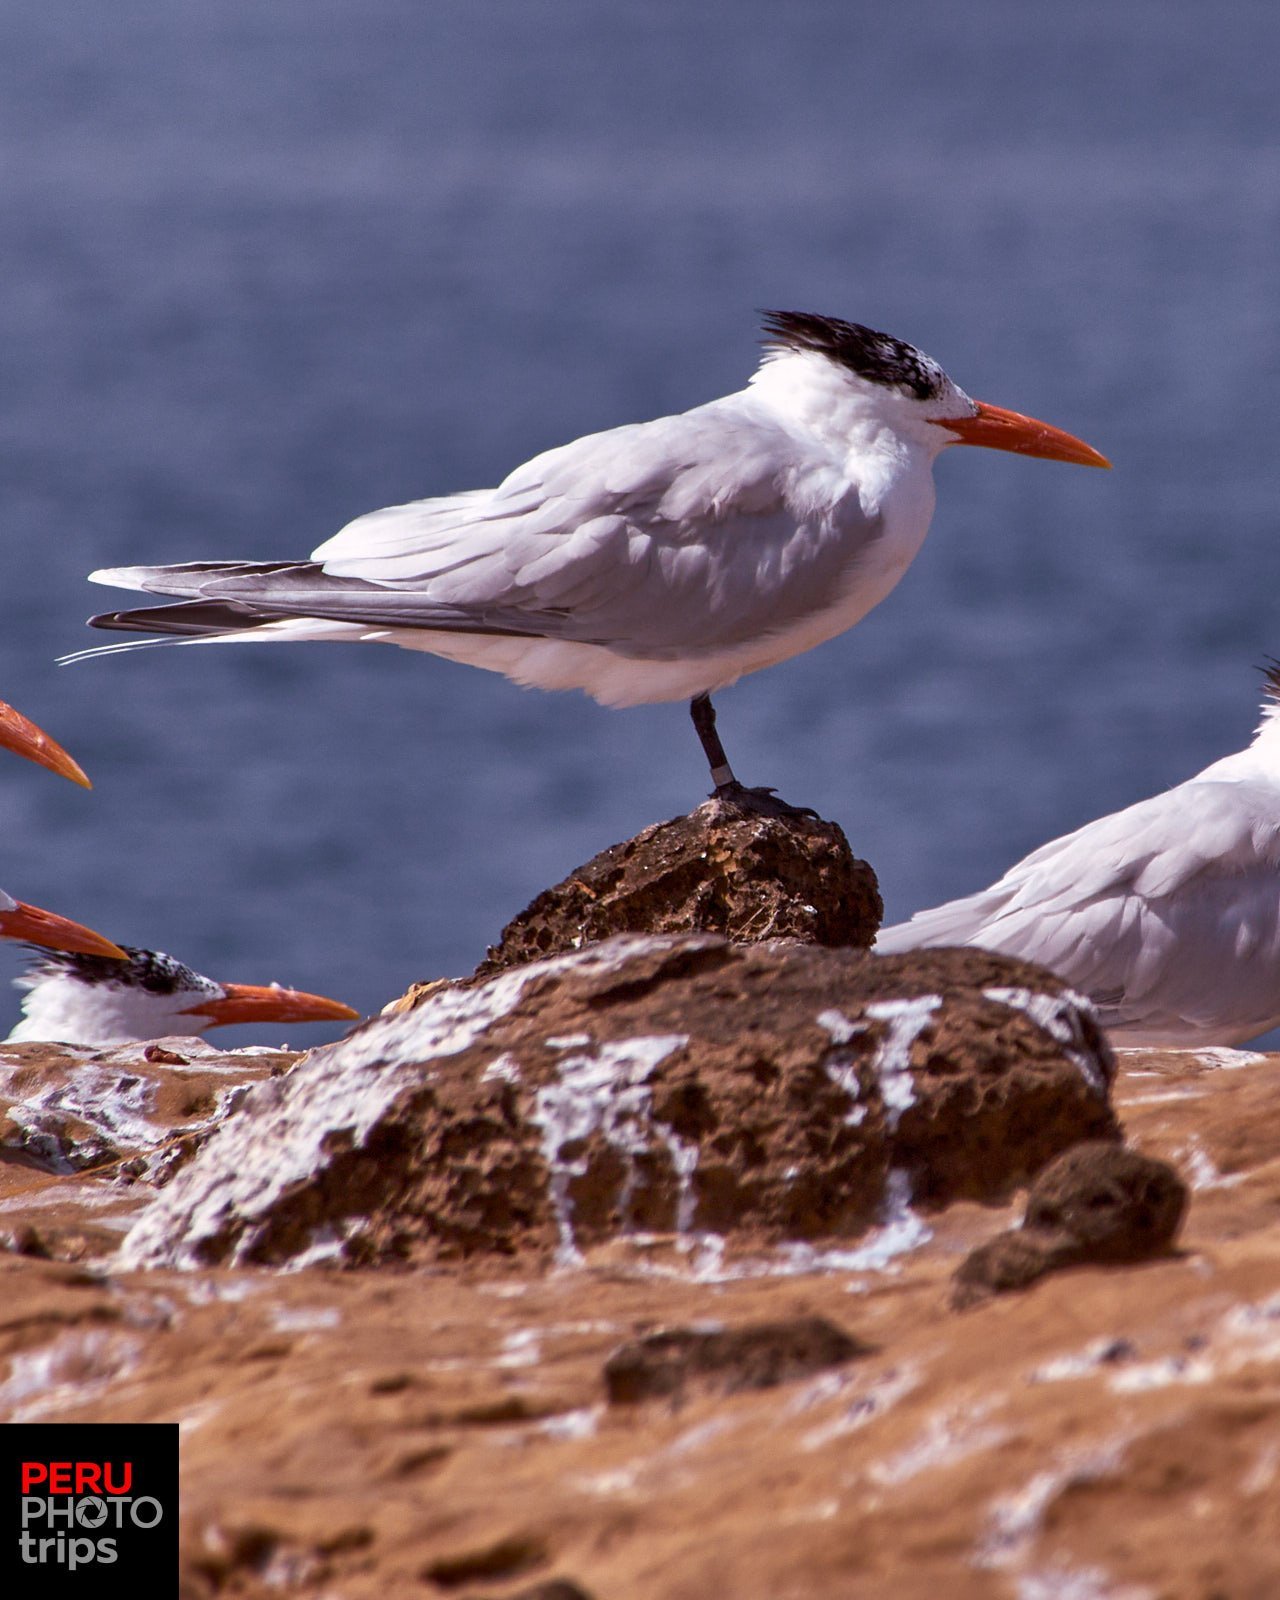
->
2, 1423, 178, 1597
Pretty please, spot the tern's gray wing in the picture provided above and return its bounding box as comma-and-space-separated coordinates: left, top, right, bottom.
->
90, 398, 882, 659
877, 779, 1280, 1043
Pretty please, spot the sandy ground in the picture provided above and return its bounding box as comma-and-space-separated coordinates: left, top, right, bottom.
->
1, 1029, 1278, 1599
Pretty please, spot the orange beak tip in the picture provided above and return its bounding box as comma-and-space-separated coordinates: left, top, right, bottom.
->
946, 401, 1110, 469
0, 902, 126, 961
0, 701, 94, 787
184, 983, 362, 1029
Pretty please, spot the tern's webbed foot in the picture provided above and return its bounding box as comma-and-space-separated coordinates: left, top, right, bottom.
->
710, 781, 820, 821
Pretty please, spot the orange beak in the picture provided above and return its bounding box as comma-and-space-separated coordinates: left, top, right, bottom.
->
0, 700, 92, 787
182, 983, 361, 1029
0, 899, 125, 959
943, 401, 1110, 468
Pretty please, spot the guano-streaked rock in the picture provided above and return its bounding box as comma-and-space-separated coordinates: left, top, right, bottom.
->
118, 934, 1116, 1271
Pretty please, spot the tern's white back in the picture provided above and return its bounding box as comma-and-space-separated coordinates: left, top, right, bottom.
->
877, 668, 1280, 1047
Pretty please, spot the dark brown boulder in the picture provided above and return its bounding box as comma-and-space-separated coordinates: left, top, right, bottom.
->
603, 1316, 871, 1405
474, 1585, 595, 1600
421, 1532, 548, 1589
120, 934, 1117, 1273
952, 1141, 1188, 1307
473, 797, 882, 978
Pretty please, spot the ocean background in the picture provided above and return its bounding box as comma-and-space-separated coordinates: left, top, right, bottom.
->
2, 0, 1279, 1043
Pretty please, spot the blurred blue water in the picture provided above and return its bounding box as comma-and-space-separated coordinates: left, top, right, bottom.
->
2, 1, 1279, 1043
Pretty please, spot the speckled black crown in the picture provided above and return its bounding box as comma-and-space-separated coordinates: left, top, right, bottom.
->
760, 310, 946, 401
25, 944, 200, 994
1261, 658, 1280, 704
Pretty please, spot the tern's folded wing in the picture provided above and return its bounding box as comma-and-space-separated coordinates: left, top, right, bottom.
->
90, 399, 883, 659
876, 780, 1280, 960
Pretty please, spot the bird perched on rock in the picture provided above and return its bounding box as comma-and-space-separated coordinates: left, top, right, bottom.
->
7, 945, 360, 1046
877, 665, 1280, 1047
80, 311, 1107, 810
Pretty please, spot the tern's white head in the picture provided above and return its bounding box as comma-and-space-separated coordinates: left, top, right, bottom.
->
8, 945, 360, 1047
749, 310, 1109, 468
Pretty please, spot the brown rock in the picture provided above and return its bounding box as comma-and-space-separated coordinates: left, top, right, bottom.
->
473, 797, 882, 978
2, 1042, 1279, 1598
423, 1531, 548, 1588
953, 1140, 1188, 1306
1025, 1138, 1189, 1255
478, 1585, 596, 1600
603, 1315, 870, 1405
120, 934, 1115, 1271
0, 1038, 290, 1176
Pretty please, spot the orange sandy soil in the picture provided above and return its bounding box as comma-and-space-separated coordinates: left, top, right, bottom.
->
1, 1044, 1278, 1600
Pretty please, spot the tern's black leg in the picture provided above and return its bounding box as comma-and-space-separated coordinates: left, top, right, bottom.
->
688, 693, 818, 819
690, 692, 736, 789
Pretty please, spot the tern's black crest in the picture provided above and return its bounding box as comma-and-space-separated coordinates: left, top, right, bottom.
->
1261, 658, 1280, 704
24, 945, 202, 995
760, 310, 947, 401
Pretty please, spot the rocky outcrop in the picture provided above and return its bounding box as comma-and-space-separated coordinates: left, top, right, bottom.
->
603, 1316, 870, 1404
472, 798, 882, 978
2, 791, 1276, 1599
1, 1039, 1278, 1597
0, 1036, 290, 1176
953, 1140, 1188, 1306
118, 934, 1116, 1272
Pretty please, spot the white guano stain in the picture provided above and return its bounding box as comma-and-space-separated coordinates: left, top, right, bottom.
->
1192, 1047, 1267, 1070
1107, 1353, 1216, 1393
820, 997, 941, 1132
799, 1362, 922, 1450
1103, 1291, 1280, 1394
1026, 1337, 1135, 1385
0, 1330, 143, 1423
867, 1400, 1008, 1487
864, 996, 941, 1130
818, 1009, 870, 1125
1, 1063, 157, 1172
1174, 1136, 1245, 1192
975, 1441, 1125, 1569
817, 1008, 857, 1045
269, 1305, 341, 1333
120, 935, 709, 1271
821, 1056, 867, 1126
1014, 1563, 1154, 1600
529, 1033, 690, 1265
480, 1054, 521, 1084
539, 1406, 600, 1441
982, 986, 1109, 1097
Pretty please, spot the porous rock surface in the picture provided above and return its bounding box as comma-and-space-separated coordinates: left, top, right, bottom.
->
603, 1315, 870, 1405
2, 1044, 1280, 1596
0, 1038, 290, 1177
118, 933, 1116, 1271
473, 797, 882, 978
953, 1141, 1189, 1307
0, 1037, 297, 1261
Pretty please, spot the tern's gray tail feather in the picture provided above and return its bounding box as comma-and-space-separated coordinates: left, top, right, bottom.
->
87, 560, 572, 642
88, 601, 281, 637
